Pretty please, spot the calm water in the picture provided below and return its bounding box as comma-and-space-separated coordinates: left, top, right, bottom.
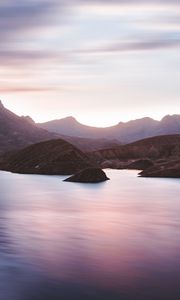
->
0, 169, 180, 300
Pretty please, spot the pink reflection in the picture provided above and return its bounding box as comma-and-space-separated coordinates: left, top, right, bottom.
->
6, 204, 180, 291
1, 170, 180, 295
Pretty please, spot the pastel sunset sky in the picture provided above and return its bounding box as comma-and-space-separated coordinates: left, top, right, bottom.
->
1, 0, 180, 126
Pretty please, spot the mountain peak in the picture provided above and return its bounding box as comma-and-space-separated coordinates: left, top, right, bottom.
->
162, 114, 180, 122
62, 116, 78, 124
65, 116, 77, 121
21, 115, 35, 124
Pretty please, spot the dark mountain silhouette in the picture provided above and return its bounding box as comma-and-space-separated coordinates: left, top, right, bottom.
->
0, 100, 59, 154
0, 139, 94, 175
38, 115, 180, 143
0, 101, 120, 154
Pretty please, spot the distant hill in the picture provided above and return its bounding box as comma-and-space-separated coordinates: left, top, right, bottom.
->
61, 136, 120, 152
89, 134, 180, 162
38, 115, 180, 143
0, 139, 94, 175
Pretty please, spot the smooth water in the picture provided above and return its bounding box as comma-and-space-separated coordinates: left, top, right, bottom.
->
0, 170, 180, 300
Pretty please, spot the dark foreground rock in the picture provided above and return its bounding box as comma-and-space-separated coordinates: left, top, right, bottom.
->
139, 159, 180, 178
0, 139, 95, 175
64, 168, 109, 183
126, 159, 154, 170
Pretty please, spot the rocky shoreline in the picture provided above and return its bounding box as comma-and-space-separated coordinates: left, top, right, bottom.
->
1, 134, 180, 180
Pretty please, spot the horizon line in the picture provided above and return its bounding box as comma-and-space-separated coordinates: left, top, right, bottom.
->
1, 100, 180, 129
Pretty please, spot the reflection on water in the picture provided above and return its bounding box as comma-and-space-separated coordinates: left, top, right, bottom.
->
0, 170, 180, 300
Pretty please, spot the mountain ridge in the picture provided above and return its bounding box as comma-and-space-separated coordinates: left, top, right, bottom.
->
38, 114, 180, 143
0, 101, 120, 154
0, 100, 59, 154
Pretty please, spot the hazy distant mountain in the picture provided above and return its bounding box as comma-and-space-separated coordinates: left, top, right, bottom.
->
156, 115, 180, 135
39, 115, 180, 143
61, 136, 120, 152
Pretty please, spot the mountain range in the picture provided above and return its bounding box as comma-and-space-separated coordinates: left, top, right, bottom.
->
1, 100, 180, 178
0, 101, 119, 154
2, 99, 180, 156
39, 115, 180, 143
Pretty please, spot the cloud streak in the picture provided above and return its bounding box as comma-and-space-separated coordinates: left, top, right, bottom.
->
0, 49, 66, 67
0, 1, 69, 68
0, 1, 59, 39
76, 35, 180, 55
1, 0, 180, 97
0, 86, 56, 94
0, 1, 180, 51
0, 0, 179, 39
78, 0, 180, 5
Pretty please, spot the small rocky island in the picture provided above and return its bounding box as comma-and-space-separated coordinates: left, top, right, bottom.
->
64, 167, 109, 183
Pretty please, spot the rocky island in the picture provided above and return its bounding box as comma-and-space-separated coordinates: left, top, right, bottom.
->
64, 167, 109, 183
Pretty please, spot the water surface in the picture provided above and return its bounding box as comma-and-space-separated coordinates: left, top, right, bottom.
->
0, 170, 180, 300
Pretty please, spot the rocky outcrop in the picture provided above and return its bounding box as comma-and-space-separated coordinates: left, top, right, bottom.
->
64, 168, 109, 183
126, 159, 154, 170
139, 159, 180, 178
89, 135, 180, 162
0, 139, 95, 175
88, 135, 180, 177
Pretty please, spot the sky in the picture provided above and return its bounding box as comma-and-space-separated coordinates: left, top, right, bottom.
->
1, 0, 180, 127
